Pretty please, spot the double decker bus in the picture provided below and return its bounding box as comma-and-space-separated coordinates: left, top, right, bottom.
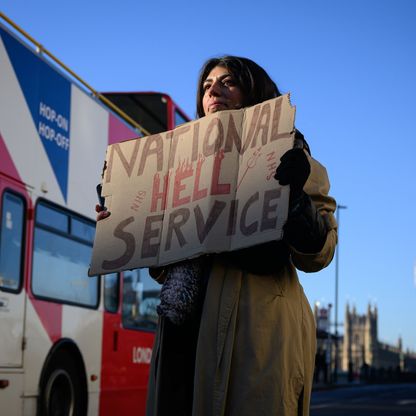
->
0, 14, 189, 416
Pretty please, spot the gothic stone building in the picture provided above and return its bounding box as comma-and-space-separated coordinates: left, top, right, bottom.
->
341, 303, 416, 374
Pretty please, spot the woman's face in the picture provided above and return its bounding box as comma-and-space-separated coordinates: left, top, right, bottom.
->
202, 66, 244, 116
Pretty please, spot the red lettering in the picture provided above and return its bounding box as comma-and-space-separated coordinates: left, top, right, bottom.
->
211, 150, 230, 195
193, 155, 208, 201
172, 160, 193, 208
151, 172, 170, 212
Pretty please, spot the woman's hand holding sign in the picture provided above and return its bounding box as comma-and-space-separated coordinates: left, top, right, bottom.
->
96, 184, 111, 220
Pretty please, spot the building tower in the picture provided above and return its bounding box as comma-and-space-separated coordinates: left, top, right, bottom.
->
342, 303, 352, 372
365, 304, 378, 368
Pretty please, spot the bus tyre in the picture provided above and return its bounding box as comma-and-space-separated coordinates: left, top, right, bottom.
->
39, 350, 87, 416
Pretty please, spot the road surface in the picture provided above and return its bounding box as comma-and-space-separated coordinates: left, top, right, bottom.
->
310, 383, 416, 415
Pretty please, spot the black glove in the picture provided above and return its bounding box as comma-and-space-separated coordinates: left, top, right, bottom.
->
275, 147, 327, 253
274, 148, 311, 205
282, 193, 328, 253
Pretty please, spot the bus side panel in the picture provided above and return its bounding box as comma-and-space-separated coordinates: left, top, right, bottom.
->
0, 143, 26, 369
67, 86, 110, 219
0, 171, 29, 413
22, 298, 55, 398
1, 20, 158, 416
108, 112, 138, 145
61, 304, 103, 399
0, 26, 68, 205
99, 113, 151, 416
100, 314, 155, 415
0, 371, 24, 416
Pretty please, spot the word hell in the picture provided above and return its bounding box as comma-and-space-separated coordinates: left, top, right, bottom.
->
151, 150, 230, 212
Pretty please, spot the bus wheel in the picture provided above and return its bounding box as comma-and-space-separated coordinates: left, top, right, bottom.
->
39, 350, 87, 416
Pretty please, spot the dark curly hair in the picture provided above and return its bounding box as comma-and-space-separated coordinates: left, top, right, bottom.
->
196, 56, 281, 118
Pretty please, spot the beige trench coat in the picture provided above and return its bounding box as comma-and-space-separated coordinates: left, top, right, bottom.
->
147, 155, 337, 416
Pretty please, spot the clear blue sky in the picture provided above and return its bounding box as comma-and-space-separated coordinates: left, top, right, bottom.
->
2, 0, 415, 351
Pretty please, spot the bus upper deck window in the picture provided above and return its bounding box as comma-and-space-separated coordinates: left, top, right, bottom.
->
174, 110, 188, 127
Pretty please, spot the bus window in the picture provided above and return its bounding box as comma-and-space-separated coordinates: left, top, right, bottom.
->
0, 191, 25, 292
122, 269, 160, 331
102, 93, 168, 134
72, 217, 95, 243
36, 203, 68, 232
174, 109, 188, 127
104, 273, 119, 313
32, 201, 99, 308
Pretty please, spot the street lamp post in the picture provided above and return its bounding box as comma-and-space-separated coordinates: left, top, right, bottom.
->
334, 204, 347, 383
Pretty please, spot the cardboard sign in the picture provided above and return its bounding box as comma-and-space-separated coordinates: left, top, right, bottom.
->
89, 95, 295, 276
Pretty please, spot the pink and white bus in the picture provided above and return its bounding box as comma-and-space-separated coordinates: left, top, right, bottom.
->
0, 15, 189, 416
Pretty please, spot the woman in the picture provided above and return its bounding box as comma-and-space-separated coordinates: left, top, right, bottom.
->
144, 56, 337, 416
97, 56, 337, 415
